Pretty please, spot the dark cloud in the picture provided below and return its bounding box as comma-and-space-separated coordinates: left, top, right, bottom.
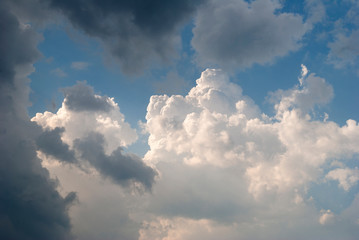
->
62, 81, 114, 112
0, 2, 74, 239
192, 0, 309, 70
0, 2, 40, 84
36, 127, 77, 163
45, 0, 205, 74
74, 132, 157, 190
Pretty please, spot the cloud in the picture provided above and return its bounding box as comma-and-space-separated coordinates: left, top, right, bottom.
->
269, 71, 334, 118
36, 127, 76, 163
328, 29, 359, 68
153, 71, 189, 95
319, 209, 335, 225
141, 68, 359, 239
326, 167, 359, 191
51, 67, 67, 77
74, 132, 157, 189
71, 61, 90, 70
45, 0, 206, 74
62, 81, 114, 112
327, 1, 359, 69
192, 0, 310, 70
0, 2, 74, 239
33, 81, 157, 189
305, 0, 326, 24
39, 154, 142, 240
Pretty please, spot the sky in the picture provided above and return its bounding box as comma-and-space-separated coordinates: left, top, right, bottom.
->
1, 0, 359, 239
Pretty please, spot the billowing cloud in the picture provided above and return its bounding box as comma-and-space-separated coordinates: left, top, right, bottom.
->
0, 2, 74, 239
33, 81, 157, 189
192, 0, 310, 70
141, 67, 359, 239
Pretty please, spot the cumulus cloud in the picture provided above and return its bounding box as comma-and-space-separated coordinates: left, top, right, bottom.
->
33, 81, 157, 189
270, 70, 334, 118
326, 167, 359, 191
62, 81, 114, 112
0, 2, 74, 238
141, 67, 359, 239
192, 0, 310, 70
319, 209, 335, 225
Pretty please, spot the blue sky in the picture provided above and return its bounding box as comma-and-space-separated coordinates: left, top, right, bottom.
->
2, 0, 359, 239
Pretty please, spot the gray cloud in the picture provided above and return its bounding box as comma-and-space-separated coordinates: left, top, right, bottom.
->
0, 2, 74, 239
45, 0, 206, 74
74, 132, 157, 190
328, 29, 359, 69
192, 0, 309, 70
62, 81, 114, 112
0, 2, 40, 84
36, 127, 77, 163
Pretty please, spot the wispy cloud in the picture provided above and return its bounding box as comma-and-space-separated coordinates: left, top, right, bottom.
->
71, 61, 90, 70
51, 67, 67, 77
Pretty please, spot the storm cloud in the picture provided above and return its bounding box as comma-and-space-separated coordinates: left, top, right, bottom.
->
0, 2, 74, 239
45, 0, 206, 74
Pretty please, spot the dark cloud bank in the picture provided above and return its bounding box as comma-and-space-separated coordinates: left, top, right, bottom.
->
46, 0, 206, 74
0, 2, 74, 239
1, 0, 166, 238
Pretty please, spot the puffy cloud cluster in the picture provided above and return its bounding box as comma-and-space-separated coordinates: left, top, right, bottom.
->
141, 67, 359, 239
192, 0, 310, 70
33, 81, 157, 189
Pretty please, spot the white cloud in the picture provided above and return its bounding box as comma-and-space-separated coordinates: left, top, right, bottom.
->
32, 82, 137, 154
71, 61, 90, 70
140, 67, 359, 238
270, 72, 334, 119
326, 167, 359, 191
319, 209, 335, 225
299, 64, 309, 86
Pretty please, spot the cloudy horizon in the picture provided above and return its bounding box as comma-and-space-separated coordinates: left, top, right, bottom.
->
1, 0, 359, 239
